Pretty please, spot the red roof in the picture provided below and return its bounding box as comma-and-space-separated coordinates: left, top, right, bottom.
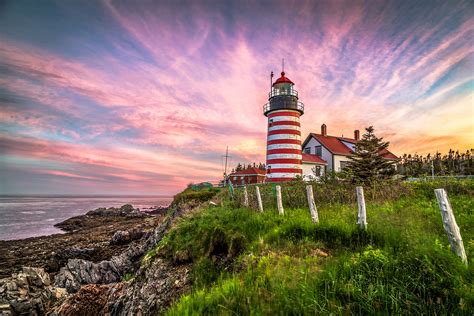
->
229, 167, 266, 176
310, 133, 353, 155
379, 148, 399, 160
303, 133, 398, 159
273, 71, 294, 86
302, 153, 327, 164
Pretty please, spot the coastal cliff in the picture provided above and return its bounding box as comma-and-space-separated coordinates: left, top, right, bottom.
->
1, 181, 473, 315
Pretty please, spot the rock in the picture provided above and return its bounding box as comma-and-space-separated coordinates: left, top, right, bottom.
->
105, 258, 191, 315
0, 304, 12, 315
85, 204, 142, 217
55, 284, 110, 315
110, 229, 144, 246
144, 206, 168, 215
54, 205, 148, 232
23, 267, 51, 287
0, 267, 67, 315
54, 216, 173, 293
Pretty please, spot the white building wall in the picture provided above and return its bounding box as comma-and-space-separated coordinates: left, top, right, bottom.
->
302, 163, 325, 180
333, 155, 352, 172
303, 137, 333, 170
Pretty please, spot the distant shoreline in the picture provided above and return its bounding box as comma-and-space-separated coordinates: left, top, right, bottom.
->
0, 196, 173, 241
0, 194, 173, 198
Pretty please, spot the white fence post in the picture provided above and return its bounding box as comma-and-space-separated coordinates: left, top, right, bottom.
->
256, 186, 264, 212
306, 185, 319, 223
356, 186, 367, 229
434, 189, 467, 265
243, 186, 249, 207
276, 185, 284, 215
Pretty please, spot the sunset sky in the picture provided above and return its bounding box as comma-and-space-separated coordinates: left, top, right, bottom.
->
1, 0, 473, 195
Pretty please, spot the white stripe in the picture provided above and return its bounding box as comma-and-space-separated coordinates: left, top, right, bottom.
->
268, 134, 301, 141
269, 116, 300, 123
267, 164, 302, 169
270, 109, 300, 114
268, 125, 300, 131
267, 144, 301, 150
267, 173, 300, 178
267, 153, 302, 160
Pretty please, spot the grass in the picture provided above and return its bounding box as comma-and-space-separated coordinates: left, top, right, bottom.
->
158, 179, 473, 314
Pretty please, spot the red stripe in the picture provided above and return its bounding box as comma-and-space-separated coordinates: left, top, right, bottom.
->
267, 139, 301, 145
267, 148, 302, 155
266, 177, 299, 183
268, 111, 300, 118
268, 129, 301, 136
267, 158, 302, 164
269, 121, 300, 127
269, 168, 302, 174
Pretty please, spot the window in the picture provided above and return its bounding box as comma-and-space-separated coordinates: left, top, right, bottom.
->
269, 118, 273, 127
340, 161, 350, 170
303, 147, 311, 154
315, 146, 322, 157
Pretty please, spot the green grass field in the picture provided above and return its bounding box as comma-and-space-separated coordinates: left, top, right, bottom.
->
159, 180, 473, 314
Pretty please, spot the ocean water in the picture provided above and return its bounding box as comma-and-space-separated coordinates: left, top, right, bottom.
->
0, 196, 173, 241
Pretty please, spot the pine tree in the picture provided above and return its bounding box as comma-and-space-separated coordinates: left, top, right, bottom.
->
346, 126, 396, 184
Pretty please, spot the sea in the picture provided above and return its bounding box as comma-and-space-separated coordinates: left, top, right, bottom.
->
0, 196, 173, 241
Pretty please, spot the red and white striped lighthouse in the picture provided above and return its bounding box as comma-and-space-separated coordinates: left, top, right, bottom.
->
263, 70, 304, 182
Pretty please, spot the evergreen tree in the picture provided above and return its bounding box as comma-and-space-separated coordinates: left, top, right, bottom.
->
346, 126, 396, 184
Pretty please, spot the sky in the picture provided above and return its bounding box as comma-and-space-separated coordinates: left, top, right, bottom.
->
0, 0, 473, 195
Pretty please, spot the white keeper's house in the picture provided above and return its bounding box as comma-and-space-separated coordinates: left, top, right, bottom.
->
300, 124, 398, 180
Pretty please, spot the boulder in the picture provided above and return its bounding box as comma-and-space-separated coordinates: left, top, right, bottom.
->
109, 229, 144, 246
54, 216, 173, 293
0, 267, 67, 315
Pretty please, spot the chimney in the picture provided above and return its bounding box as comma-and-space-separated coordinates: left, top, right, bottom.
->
354, 129, 360, 140
321, 124, 327, 136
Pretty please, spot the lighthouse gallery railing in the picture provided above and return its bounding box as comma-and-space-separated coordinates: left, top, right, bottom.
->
263, 101, 304, 115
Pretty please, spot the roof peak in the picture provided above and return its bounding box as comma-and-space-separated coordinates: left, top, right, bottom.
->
273, 71, 294, 86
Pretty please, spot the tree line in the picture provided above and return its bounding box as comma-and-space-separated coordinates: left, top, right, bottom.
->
397, 149, 474, 177
230, 162, 266, 173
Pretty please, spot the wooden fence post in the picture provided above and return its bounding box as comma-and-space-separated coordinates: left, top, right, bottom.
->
256, 186, 264, 212
306, 185, 319, 223
276, 185, 284, 215
356, 186, 367, 229
434, 189, 467, 265
243, 186, 249, 207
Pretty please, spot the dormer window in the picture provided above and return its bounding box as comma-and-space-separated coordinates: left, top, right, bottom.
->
315, 146, 322, 157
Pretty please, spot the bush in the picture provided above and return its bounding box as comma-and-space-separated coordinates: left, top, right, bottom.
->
172, 187, 220, 205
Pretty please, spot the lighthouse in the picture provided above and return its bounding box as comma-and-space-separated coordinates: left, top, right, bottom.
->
263, 70, 304, 182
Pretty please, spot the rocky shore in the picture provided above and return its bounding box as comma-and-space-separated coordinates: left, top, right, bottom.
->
0, 204, 169, 315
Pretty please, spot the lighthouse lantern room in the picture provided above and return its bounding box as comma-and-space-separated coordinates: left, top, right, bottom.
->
263, 70, 304, 182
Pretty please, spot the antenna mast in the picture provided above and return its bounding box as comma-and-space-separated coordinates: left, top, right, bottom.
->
270, 71, 274, 90
282, 58, 284, 72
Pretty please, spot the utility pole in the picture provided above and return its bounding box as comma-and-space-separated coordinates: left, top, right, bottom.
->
223, 146, 230, 186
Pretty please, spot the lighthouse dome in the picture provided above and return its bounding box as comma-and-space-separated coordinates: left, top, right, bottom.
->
273, 71, 294, 86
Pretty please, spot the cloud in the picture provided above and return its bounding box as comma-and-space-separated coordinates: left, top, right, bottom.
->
0, 0, 473, 193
